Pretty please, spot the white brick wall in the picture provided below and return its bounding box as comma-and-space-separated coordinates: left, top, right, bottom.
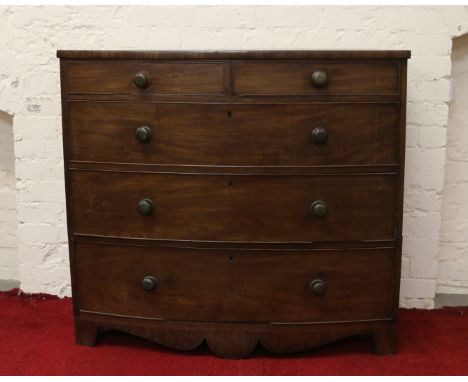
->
0, 111, 18, 280
0, 5, 467, 306
438, 33, 468, 295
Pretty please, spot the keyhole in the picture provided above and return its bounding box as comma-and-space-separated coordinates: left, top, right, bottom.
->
227, 110, 232, 117
229, 256, 234, 263
228, 180, 233, 188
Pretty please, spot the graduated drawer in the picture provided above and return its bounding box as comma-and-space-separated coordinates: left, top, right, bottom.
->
75, 241, 394, 323
233, 61, 400, 96
71, 171, 397, 242
63, 60, 226, 95
68, 102, 399, 166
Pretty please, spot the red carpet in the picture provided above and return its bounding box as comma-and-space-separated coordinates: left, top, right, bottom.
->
1, 289, 468, 376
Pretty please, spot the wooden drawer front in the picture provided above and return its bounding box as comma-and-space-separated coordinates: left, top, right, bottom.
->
233, 61, 400, 96
71, 172, 396, 242
75, 241, 394, 323
64, 61, 226, 95
68, 102, 399, 166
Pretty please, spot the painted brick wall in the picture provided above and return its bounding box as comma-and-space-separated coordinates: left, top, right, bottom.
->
0, 111, 18, 280
438, 33, 468, 295
0, 5, 467, 307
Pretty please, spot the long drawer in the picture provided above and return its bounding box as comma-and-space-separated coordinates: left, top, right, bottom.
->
71, 171, 397, 242
75, 241, 394, 323
68, 102, 399, 166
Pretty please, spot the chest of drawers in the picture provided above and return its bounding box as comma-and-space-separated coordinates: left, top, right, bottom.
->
58, 50, 410, 358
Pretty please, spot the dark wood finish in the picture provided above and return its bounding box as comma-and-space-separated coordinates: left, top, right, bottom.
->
75, 241, 393, 322
75, 319, 100, 347
66, 92, 403, 104
372, 322, 398, 355
57, 50, 411, 60
75, 314, 396, 358
233, 61, 400, 96
58, 50, 409, 358
64, 60, 226, 95
67, 101, 399, 166
60, 60, 81, 317
70, 162, 399, 176
74, 235, 396, 250
70, 171, 397, 242
392, 60, 408, 328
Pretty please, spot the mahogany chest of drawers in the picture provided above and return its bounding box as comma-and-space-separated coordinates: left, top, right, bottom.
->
58, 50, 410, 358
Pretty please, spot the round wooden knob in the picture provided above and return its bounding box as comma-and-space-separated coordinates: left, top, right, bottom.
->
310, 200, 327, 217
133, 71, 150, 89
311, 127, 328, 144
311, 71, 328, 87
135, 126, 152, 143
309, 279, 326, 296
138, 198, 154, 216
141, 275, 158, 292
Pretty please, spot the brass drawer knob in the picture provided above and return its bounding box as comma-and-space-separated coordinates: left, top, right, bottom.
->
309, 278, 326, 296
141, 275, 158, 292
135, 126, 152, 143
311, 127, 328, 144
311, 70, 328, 87
133, 71, 150, 89
138, 198, 154, 216
310, 200, 327, 217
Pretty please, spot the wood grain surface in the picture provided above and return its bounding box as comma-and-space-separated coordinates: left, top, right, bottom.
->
59, 50, 409, 357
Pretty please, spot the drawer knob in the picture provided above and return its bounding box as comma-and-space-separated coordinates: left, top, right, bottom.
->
135, 126, 152, 143
310, 200, 327, 217
309, 278, 326, 296
311, 71, 328, 87
138, 198, 154, 216
133, 71, 150, 89
311, 127, 328, 144
141, 275, 158, 292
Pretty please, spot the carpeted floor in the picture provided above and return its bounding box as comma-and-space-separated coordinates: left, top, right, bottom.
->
1, 289, 467, 376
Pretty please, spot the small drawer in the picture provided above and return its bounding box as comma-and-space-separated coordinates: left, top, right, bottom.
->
75, 241, 394, 323
70, 171, 397, 242
64, 60, 226, 95
67, 101, 399, 166
233, 61, 400, 96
